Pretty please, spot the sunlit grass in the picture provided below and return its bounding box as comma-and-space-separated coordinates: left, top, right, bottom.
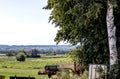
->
0, 55, 72, 79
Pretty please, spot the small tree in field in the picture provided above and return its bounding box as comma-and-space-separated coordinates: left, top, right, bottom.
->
16, 51, 26, 62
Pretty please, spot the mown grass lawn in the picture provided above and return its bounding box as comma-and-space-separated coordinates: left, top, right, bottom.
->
0, 55, 72, 79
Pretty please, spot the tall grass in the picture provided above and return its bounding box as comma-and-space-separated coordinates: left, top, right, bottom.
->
51, 70, 88, 79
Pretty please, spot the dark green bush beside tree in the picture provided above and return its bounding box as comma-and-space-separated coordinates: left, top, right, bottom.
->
69, 46, 109, 65
16, 51, 26, 62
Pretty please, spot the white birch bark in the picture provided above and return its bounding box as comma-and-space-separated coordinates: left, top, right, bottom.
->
106, 0, 118, 65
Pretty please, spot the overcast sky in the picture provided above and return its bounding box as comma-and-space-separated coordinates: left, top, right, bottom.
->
0, 0, 63, 45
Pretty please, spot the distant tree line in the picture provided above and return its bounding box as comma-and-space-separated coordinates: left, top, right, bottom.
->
0, 49, 69, 57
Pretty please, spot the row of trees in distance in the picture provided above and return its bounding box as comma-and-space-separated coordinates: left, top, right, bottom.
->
0, 49, 69, 57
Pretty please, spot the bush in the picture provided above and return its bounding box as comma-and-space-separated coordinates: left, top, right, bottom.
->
107, 64, 120, 79
16, 52, 26, 62
54, 69, 88, 79
2, 66, 7, 68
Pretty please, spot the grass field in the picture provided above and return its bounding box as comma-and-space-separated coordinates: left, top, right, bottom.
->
0, 55, 72, 79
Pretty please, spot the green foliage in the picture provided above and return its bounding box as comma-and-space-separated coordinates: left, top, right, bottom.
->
94, 63, 120, 79
2, 66, 8, 68
95, 66, 106, 79
45, 0, 120, 65
107, 64, 120, 79
45, 0, 120, 78
27, 49, 40, 58
44, 0, 108, 45
16, 51, 26, 62
20, 50, 27, 55
69, 47, 84, 63
45, 0, 108, 65
69, 46, 109, 65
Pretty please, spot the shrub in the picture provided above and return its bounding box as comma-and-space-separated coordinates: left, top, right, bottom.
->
2, 66, 7, 68
33, 67, 40, 69
16, 52, 26, 62
107, 64, 120, 79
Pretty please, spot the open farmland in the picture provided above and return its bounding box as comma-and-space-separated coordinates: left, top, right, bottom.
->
0, 55, 72, 79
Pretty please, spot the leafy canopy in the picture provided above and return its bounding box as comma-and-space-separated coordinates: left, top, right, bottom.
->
44, 0, 107, 44
44, 0, 120, 64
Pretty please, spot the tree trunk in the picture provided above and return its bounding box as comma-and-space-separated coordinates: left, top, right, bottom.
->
106, 0, 118, 66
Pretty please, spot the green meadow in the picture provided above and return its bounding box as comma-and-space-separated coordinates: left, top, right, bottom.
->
0, 55, 72, 79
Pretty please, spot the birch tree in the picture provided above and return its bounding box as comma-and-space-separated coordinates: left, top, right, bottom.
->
44, 0, 120, 78
106, 0, 118, 66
